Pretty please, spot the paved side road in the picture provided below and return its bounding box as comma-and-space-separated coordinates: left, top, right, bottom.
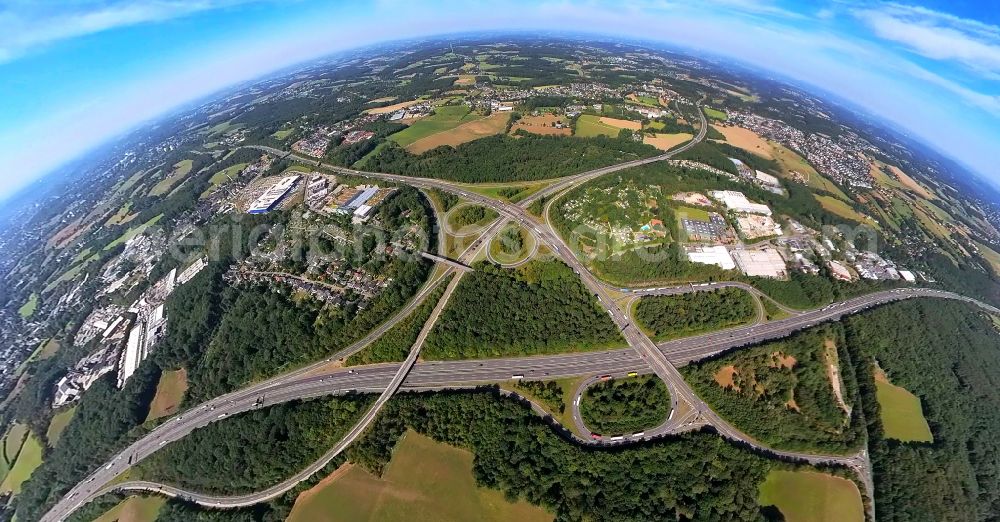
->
41, 287, 995, 520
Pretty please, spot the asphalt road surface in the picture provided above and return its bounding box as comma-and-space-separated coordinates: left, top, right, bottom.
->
42, 106, 999, 520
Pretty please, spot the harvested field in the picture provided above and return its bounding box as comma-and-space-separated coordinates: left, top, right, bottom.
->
511, 114, 571, 136
643, 132, 692, 150
365, 99, 421, 115
887, 164, 937, 200
711, 125, 773, 159
599, 116, 641, 130
407, 113, 510, 154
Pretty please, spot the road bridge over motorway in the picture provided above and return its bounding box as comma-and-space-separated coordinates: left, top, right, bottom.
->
42, 103, 999, 522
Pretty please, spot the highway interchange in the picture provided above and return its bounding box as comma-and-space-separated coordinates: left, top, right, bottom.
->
42, 106, 1000, 522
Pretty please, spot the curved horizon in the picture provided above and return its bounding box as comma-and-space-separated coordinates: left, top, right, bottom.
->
0, 1, 998, 200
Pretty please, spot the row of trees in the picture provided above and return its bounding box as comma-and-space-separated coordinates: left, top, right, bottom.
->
580, 376, 671, 435
423, 260, 623, 359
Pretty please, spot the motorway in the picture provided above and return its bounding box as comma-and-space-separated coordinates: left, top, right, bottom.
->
42, 104, 1000, 521
42, 284, 996, 520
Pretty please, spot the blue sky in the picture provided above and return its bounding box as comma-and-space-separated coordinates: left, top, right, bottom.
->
0, 0, 998, 198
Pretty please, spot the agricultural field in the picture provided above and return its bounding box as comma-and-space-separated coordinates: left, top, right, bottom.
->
390, 105, 484, 148
104, 201, 136, 226
643, 132, 692, 150
773, 143, 850, 200
103, 213, 164, 251
873, 366, 933, 442
3, 423, 28, 464
203, 162, 248, 194
148, 159, 194, 196
574, 114, 639, 137
287, 431, 552, 522
626, 93, 661, 107
975, 241, 1000, 276
145, 369, 189, 422
711, 125, 772, 158
92, 496, 166, 522
33, 338, 61, 361
407, 112, 510, 154
758, 470, 863, 522
885, 163, 936, 200
272, 128, 295, 140
18, 293, 38, 318
1, 431, 44, 494
43, 252, 99, 293
365, 99, 421, 115
46, 407, 77, 446
703, 107, 728, 120
815, 195, 873, 226
510, 113, 571, 136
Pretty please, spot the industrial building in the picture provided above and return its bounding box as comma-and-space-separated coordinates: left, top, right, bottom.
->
709, 190, 772, 216
684, 245, 736, 270
335, 185, 378, 214
736, 214, 783, 239
731, 247, 788, 278
247, 175, 300, 214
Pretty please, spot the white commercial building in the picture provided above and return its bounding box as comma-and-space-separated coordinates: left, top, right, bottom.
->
732, 247, 788, 278
248, 175, 300, 214
755, 170, 781, 187
709, 190, 772, 215
685, 245, 736, 270
118, 323, 146, 387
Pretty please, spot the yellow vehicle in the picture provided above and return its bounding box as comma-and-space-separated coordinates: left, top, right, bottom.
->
627, 371, 639, 377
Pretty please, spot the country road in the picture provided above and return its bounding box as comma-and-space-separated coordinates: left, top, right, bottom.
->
41, 102, 999, 522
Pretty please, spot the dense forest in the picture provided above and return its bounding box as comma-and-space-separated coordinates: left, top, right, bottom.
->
14, 365, 161, 522
634, 288, 757, 340
514, 380, 566, 414
682, 325, 865, 453
423, 260, 623, 359
448, 204, 498, 229
580, 376, 670, 435
366, 132, 659, 183
346, 390, 772, 521
345, 275, 451, 365
136, 396, 372, 493
844, 300, 1000, 522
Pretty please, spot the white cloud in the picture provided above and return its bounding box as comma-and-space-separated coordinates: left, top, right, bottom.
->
0, 0, 260, 64
855, 3, 1000, 78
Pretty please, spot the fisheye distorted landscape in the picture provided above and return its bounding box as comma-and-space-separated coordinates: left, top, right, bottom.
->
2, 1, 1000, 521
